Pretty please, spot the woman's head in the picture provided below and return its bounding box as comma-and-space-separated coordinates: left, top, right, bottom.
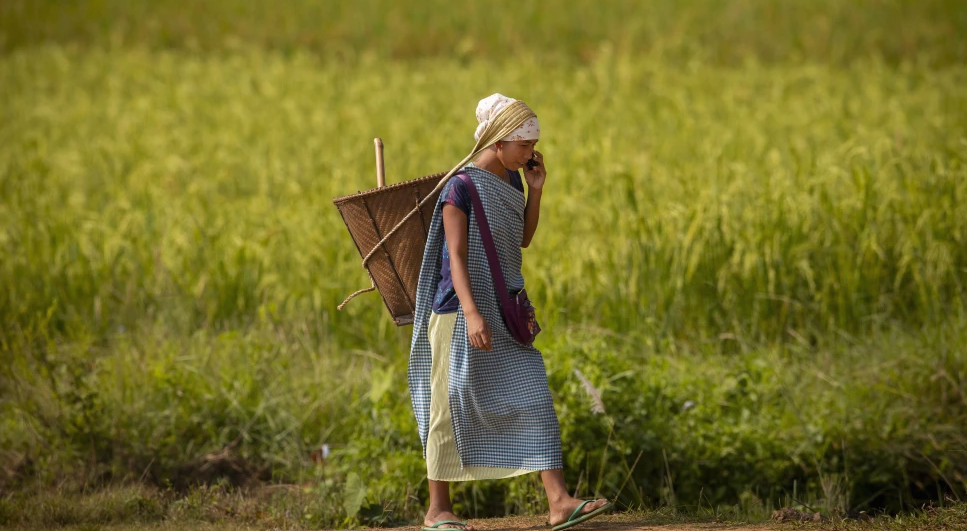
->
474, 93, 540, 171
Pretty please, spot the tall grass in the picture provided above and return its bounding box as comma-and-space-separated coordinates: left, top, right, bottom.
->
1, 1, 966, 527
2, 0, 965, 66
1, 49, 964, 342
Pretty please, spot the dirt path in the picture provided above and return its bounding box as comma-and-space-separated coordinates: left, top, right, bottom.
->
398, 514, 770, 531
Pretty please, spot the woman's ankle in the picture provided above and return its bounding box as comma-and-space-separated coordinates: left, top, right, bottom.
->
426, 505, 455, 516
545, 493, 570, 506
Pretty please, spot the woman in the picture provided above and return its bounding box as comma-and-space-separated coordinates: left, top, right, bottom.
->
408, 94, 611, 531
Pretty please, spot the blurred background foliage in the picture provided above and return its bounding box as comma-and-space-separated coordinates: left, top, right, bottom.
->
1, 1, 966, 529
2, 0, 966, 66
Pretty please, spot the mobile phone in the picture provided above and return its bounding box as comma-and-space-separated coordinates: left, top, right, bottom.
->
526, 156, 539, 170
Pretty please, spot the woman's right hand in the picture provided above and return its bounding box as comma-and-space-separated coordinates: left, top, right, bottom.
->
465, 309, 493, 351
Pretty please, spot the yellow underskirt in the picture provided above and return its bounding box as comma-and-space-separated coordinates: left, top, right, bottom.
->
426, 311, 533, 481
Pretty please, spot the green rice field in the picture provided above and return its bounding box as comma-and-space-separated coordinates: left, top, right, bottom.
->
1, 1, 966, 529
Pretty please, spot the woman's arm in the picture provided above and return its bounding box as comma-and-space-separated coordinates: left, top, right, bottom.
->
522, 188, 542, 248
522, 151, 547, 248
442, 203, 493, 351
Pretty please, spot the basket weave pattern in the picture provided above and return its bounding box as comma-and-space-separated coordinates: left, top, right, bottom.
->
332, 172, 446, 325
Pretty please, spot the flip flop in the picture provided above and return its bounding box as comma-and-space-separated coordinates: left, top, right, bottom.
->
550, 500, 614, 531
421, 520, 470, 531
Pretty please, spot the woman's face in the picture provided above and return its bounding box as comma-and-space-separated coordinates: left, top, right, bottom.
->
496, 140, 538, 171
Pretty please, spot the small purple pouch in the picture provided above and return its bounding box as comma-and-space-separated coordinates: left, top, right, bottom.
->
456, 173, 541, 345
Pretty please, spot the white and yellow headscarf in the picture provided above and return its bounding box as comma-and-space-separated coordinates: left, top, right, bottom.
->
474, 93, 540, 143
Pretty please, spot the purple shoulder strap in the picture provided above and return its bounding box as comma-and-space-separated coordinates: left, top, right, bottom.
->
455, 173, 515, 313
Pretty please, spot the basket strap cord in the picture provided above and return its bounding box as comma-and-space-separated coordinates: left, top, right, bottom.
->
338, 100, 536, 310
337, 271, 377, 310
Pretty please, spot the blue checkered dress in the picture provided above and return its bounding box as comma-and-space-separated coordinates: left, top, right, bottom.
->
408, 164, 563, 471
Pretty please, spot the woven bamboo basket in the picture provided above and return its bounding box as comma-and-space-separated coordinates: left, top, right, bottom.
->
332, 139, 445, 325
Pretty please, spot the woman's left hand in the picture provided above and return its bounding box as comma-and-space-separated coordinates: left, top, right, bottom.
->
523, 150, 547, 191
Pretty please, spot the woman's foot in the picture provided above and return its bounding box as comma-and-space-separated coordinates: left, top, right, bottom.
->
548, 497, 610, 527
424, 508, 474, 530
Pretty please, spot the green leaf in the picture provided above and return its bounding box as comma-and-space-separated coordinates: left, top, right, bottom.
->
342, 472, 366, 517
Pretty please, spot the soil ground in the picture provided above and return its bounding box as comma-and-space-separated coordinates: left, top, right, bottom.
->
0, 514, 779, 531
415, 513, 769, 531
